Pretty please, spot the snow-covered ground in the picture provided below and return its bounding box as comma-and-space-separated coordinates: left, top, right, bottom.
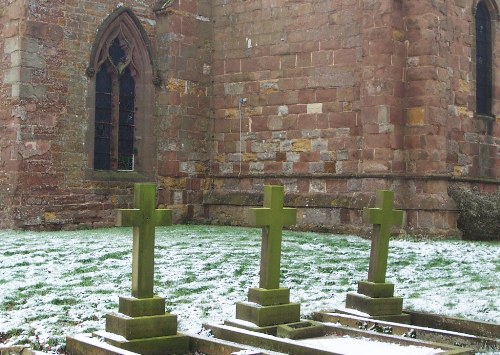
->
0, 225, 498, 353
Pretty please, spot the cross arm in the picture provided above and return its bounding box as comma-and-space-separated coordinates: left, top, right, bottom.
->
391, 209, 404, 226
116, 209, 141, 227
153, 209, 173, 227
249, 207, 270, 227
282, 207, 297, 226
363, 207, 383, 225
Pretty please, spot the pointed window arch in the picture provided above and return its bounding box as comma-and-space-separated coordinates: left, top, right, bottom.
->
475, 0, 494, 116
86, 8, 159, 177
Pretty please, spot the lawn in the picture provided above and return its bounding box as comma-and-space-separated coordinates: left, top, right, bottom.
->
0, 225, 499, 353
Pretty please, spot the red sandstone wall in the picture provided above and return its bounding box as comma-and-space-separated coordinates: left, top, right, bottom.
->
154, 0, 212, 221
206, 0, 500, 237
207, 0, 407, 235
6, 1, 159, 229
2, 0, 500, 237
0, 0, 25, 229
2, 0, 211, 229
211, 0, 364, 178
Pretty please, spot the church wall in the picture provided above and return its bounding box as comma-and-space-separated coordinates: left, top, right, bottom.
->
2, 0, 500, 237
0, 0, 25, 229
205, 0, 500, 237
4, 1, 161, 229
1, 0, 212, 229
206, 0, 403, 235
154, 0, 213, 222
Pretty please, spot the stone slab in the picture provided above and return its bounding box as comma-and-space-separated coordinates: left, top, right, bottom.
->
118, 296, 166, 317
335, 307, 411, 324
205, 322, 472, 355
94, 330, 189, 355
106, 313, 178, 340
224, 318, 280, 336
248, 288, 290, 306
236, 301, 300, 327
357, 281, 394, 298
66, 334, 141, 355
345, 293, 403, 316
276, 321, 325, 340
188, 332, 283, 355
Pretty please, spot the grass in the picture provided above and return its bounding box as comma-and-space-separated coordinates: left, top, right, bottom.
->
0, 225, 498, 353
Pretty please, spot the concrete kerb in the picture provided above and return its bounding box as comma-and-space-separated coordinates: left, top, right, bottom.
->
0, 345, 47, 355
66, 332, 288, 355
204, 321, 473, 355
313, 311, 499, 353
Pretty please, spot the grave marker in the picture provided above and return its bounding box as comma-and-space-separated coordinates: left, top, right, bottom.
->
250, 185, 296, 289
226, 185, 323, 338
343, 189, 410, 323
363, 190, 403, 284
95, 183, 189, 354
116, 183, 172, 299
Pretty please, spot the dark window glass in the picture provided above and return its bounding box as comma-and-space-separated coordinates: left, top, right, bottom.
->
94, 64, 112, 170
109, 37, 127, 68
118, 67, 135, 170
476, 1, 492, 115
93, 36, 137, 171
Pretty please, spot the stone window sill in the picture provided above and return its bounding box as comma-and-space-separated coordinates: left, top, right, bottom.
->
476, 113, 496, 122
86, 169, 149, 182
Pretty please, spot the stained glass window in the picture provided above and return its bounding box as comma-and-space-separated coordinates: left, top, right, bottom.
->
93, 37, 136, 171
94, 65, 112, 170
476, 1, 492, 115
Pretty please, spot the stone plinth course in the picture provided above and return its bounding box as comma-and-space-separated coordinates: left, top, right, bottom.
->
225, 185, 323, 338
341, 190, 410, 323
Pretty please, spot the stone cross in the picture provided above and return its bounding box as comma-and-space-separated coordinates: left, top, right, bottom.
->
250, 185, 296, 290
116, 183, 172, 299
363, 190, 403, 284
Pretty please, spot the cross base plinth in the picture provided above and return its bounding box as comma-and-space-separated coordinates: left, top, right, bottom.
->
106, 313, 178, 340
235, 301, 300, 327
97, 296, 189, 355
118, 296, 166, 317
342, 291, 410, 324
226, 287, 303, 336
357, 281, 395, 298
247, 287, 290, 305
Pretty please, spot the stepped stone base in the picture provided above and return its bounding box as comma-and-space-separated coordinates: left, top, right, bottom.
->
248, 287, 290, 306
346, 293, 403, 316
106, 312, 178, 340
94, 330, 189, 355
97, 295, 189, 355
357, 281, 395, 298
227, 287, 303, 337
342, 280, 410, 324
236, 301, 300, 327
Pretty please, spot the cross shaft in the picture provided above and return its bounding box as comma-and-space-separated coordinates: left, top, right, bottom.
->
116, 183, 172, 299
363, 190, 403, 283
250, 185, 296, 289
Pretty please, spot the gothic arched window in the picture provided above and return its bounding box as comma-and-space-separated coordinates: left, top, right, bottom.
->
476, 1, 493, 115
87, 8, 158, 176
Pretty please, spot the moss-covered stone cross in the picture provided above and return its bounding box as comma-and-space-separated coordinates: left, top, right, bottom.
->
116, 183, 172, 299
364, 190, 403, 284
250, 185, 296, 290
